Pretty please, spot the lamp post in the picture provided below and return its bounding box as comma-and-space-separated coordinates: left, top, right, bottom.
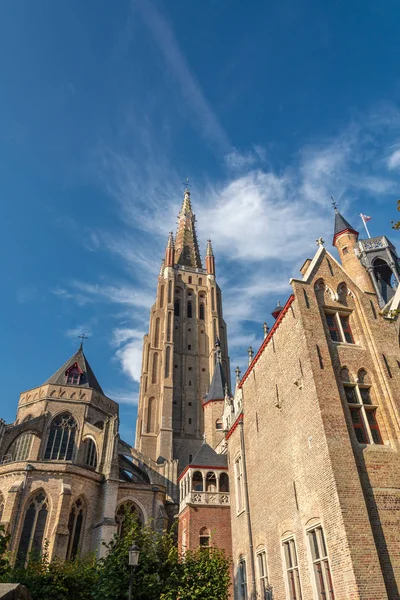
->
128, 542, 140, 600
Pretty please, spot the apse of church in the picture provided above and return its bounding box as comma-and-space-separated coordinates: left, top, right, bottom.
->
135, 189, 230, 469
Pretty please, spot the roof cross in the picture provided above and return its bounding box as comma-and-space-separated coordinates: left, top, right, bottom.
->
331, 196, 338, 211
182, 177, 191, 188
78, 333, 89, 348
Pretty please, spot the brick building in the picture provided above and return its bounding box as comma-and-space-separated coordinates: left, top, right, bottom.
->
222, 209, 400, 599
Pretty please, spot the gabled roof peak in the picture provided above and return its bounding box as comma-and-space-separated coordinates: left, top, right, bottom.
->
45, 347, 104, 394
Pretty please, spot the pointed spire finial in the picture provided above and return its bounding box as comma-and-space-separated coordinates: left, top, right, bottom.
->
331, 196, 338, 212
167, 231, 174, 248
316, 237, 325, 247
248, 346, 254, 365
206, 239, 214, 257
202, 432, 207, 445
159, 258, 165, 276
263, 322, 269, 339
235, 365, 241, 382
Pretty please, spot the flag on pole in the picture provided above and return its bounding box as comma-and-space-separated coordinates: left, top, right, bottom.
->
360, 213, 372, 223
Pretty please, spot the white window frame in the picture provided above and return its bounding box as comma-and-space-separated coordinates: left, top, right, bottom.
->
282, 536, 302, 600
238, 556, 247, 600
256, 549, 270, 599
234, 455, 244, 514
324, 310, 355, 345
306, 525, 335, 600
343, 383, 383, 445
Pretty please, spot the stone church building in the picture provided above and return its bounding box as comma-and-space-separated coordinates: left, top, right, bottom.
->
2, 187, 400, 600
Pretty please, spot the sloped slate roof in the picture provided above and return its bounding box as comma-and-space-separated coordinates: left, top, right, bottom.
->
191, 443, 227, 468
203, 359, 226, 403
45, 347, 104, 394
334, 211, 357, 237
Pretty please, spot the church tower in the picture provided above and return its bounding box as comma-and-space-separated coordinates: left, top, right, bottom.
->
135, 188, 230, 470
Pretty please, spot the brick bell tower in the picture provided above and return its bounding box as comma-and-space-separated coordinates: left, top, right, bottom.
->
135, 188, 230, 471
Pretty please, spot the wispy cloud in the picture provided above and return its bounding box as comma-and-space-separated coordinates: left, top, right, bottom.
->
387, 148, 400, 170
134, 0, 231, 155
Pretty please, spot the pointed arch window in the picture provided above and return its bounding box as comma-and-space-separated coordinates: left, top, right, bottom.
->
17, 491, 49, 565
84, 438, 97, 469
199, 303, 205, 320
146, 397, 156, 433
187, 301, 193, 318
174, 299, 180, 316
159, 285, 165, 308
167, 312, 172, 341
151, 353, 158, 384
154, 318, 160, 347
115, 501, 143, 537
9, 433, 34, 462
165, 346, 171, 378
67, 498, 84, 560
44, 413, 77, 461
168, 280, 172, 304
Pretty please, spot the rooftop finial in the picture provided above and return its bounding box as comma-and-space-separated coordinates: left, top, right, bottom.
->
167, 231, 174, 248
263, 322, 269, 339
248, 346, 254, 365
215, 338, 222, 363
235, 365, 241, 382
331, 196, 338, 212
78, 333, 89, 349
206, 239, 214, 257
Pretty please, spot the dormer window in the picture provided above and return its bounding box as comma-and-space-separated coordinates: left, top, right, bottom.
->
65, 363, 83, 385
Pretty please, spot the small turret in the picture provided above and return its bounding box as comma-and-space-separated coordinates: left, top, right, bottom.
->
332, 208, 375, 293
165, 232, 175, 267
206, 239, 215, 275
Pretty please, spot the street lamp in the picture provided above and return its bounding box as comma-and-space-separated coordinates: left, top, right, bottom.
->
128, 542, 140, 600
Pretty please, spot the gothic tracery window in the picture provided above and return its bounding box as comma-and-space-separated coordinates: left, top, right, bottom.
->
17, 491, 49, 565
115, 501, 143, 537
67, 498, 84, 559
44, 413, 77, 461
9, 432, 34, 462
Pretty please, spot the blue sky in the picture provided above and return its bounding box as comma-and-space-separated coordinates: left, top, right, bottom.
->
1, 0, 400, 442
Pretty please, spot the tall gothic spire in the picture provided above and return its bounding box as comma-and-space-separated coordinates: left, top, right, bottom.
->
174, 189, 202, 269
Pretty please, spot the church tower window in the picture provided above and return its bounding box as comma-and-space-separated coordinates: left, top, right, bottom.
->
152, 353, 158, 384
146, 397, 155, 433
67, 498, 84, 559
174, 299, 180, 316
44, 413, 77, 461
17, 491, 49, 565
199, 303, 205, 320
282, 538, 302, 600
187, 301, 193, 318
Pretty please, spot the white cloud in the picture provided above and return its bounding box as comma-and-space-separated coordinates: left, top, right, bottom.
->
105, 388, 139, 406
71, 281, 154, 310
387, 148, 400, 170
113, 328, 145, 383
